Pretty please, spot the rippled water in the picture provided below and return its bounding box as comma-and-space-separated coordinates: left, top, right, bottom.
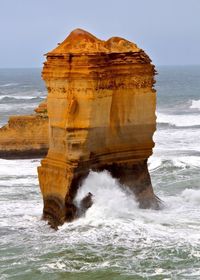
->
0, 67, 200, 279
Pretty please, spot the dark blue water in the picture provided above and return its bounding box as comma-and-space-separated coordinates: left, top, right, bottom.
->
0, 67, 200, 279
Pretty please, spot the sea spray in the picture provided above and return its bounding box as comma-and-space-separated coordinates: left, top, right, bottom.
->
75, 170, 139, 222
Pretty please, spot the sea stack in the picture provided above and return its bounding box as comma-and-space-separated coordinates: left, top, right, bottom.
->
38, 28, 158, 227
0, 100, 48, 159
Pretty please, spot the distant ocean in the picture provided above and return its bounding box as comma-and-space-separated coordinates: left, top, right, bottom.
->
0, 66, 200, 280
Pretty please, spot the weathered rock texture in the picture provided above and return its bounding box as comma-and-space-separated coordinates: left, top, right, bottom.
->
0, 100, 48, 158
38, 28, 158, 227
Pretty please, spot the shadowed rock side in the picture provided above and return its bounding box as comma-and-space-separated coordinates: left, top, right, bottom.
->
38, 28, 159, 228
0, 100, 49, 159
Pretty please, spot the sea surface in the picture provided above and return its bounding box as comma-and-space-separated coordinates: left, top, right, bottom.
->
0, 66, 200, 279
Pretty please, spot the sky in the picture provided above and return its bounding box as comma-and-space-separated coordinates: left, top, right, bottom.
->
0, 0, 200, 67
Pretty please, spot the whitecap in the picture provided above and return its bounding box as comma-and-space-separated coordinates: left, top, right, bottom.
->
156, 112, 200, 127
148, 157, 162, 171
0, 103, 36, 112
0, 159, 40, 177
0, 83, 19, 87
0, 95, 43, 101
149, 156, 200, 171
190, 99, 200, 110
181, 188, 200, 204
176, 156, 200, 168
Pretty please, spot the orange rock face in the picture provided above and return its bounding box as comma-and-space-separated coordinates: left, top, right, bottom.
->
0, 100, 48, 158
38, 29, 159, 228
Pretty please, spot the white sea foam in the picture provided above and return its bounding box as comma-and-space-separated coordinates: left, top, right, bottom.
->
157, 112, 200, 127
175, 156, 200, 168
0, 159, 200, 277
0, 103, 36, 113
148, 155, 200, 171
190, 99, 200, 110
181, 188, 200, 205
148, 157, 162, 170
153, 126, 200, 157
0, 159, 40, 177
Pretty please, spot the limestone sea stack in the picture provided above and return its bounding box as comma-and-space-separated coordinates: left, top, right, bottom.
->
0, 100, 48, 158
38, 28, 158, 227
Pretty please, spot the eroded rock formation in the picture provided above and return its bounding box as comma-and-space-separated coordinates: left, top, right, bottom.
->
0, 100, 48, 158
38, 28, 158, 228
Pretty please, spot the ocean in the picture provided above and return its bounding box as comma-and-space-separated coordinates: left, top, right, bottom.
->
0, 66, 200, 279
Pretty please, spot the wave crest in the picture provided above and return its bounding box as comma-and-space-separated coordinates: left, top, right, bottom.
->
0, 95, 44, 103
190, 99, 200, 110
0, 83, 19, 87
157, 112, 200, 127
149, 156, 200, 171
181, 189, 200, 205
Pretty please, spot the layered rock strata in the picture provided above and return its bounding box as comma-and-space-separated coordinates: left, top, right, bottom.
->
0, 100, 48, 158
38, 28, 158, 228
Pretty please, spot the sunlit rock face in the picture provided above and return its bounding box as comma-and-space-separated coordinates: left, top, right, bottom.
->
0, 100, 48, 159
38, 28, 158, 228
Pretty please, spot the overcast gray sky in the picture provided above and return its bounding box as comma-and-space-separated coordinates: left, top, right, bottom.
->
1, 0, 200, 67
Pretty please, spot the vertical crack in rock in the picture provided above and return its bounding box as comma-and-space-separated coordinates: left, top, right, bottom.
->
38, 28, 159, 228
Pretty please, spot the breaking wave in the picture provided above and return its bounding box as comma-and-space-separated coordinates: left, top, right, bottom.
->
190, 99, 200, 110
157, 112, 200, 127
0, 157, 200, 278
148, 156, 200, 171
181, 188, 200, 205
0, 95, 44, 103
0, 83, 19, 87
